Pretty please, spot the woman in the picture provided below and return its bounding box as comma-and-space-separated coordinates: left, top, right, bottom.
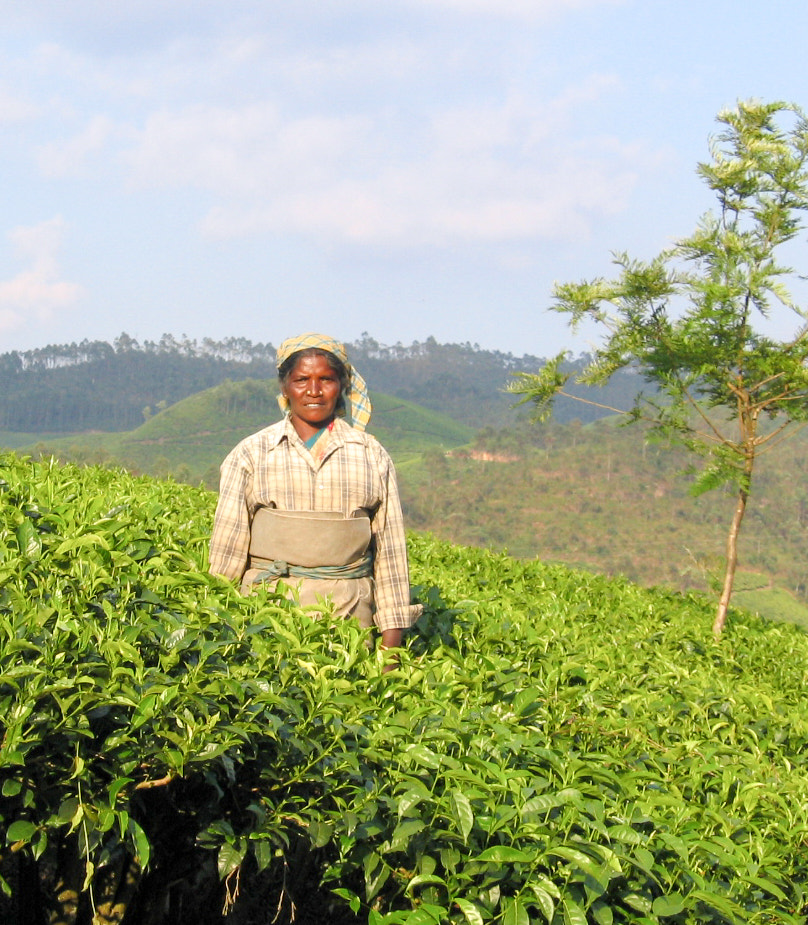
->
209, 332, 422, 655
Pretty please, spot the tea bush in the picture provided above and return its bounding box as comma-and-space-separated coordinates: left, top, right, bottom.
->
1, 452, 808, 924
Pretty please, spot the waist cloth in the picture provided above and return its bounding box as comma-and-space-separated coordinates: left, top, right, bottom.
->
241, 507, 375, 626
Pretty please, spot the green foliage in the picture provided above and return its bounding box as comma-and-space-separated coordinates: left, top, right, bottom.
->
507, 100, 808, 632
511, 99, 808, 462
2, 453, 808, 923
0, 337, 277, 433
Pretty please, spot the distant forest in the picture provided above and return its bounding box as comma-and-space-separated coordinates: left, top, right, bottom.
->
0, 332, 644, 433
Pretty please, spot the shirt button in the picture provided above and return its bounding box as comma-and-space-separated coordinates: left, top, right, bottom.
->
318, 483, 324, 490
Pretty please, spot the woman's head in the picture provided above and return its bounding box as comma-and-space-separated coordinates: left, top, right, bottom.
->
277, 347, 349, 397
274, 332, 372, 431
279, 350, 346, 438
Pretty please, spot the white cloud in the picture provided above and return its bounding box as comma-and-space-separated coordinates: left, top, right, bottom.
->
5, 0, 641, 252
0, 85, 38, 123
199, 143, 637, 247
0, 218, 84, 333
123, 102, 376, 195
405, 0, 625, 16
120, 77, 645, 248
5, 0, 650, 259
36, 115, 117, 176
0, 0, 626, 39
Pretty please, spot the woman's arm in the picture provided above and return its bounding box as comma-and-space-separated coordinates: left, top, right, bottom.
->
369, 442, 422, 638
209, 445, 252, 580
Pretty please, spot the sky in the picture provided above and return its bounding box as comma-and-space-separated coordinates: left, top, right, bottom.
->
1, 0, 807, 360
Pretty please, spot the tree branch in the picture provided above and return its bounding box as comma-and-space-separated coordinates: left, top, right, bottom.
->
554, 389, 628, 417
134, 773, 176, 791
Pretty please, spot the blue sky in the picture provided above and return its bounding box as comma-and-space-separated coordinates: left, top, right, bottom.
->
1, 0, 807, 359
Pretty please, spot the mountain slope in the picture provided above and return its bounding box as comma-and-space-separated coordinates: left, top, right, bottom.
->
17, 378, 476, 484
397, 415, 808, 625
0, 333, 647, 432
12, 376, 808, 626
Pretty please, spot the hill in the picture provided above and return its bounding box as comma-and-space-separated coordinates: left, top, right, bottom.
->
397, 416, 808, 626
15, 377, 476, 485
6, 339, 807, 625
14, 386, 808, 626
0, 333, 644, 433
11, 373, 808, 624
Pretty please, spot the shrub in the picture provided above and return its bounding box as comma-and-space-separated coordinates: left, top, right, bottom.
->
2, 454, 808, 924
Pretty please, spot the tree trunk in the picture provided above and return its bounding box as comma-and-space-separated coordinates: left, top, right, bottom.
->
46, 833, 85, 925
92, 853, 141, 925
713, 483, 749, 636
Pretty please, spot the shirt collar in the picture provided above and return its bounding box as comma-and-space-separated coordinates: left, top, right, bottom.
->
278, 414, 365, 447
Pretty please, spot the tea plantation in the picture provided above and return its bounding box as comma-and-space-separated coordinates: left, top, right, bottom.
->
2, 452, 808, 924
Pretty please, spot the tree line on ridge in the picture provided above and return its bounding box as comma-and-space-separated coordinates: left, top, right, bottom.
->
0, 333, 645, 434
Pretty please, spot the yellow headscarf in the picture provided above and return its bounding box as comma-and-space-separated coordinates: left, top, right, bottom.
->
275, 332, 372, 431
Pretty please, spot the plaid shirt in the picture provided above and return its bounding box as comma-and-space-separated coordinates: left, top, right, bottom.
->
209, 416, 421, 631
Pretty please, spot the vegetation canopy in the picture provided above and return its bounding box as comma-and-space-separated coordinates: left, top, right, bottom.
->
2, 453, 808, 924
508, 99, 808, 635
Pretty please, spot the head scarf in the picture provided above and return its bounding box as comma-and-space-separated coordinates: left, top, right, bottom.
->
275, 332, 372, 431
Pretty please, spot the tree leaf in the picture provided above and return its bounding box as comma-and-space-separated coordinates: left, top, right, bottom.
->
475, 846, 533, 863
6, 820, 38, 843
217, 841, 245, 879
652, 894, 686, 916
501, 896, 530, 925
451, 790, 474, 842
454, 897, 484, 925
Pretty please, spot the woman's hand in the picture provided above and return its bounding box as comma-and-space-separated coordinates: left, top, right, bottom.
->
380, 628, 403, 672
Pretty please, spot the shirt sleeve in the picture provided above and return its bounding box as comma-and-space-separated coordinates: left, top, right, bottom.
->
369, 442, 424, 632
208, 442, 252, 581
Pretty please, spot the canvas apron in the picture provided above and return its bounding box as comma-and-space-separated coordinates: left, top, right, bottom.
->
242, 507, 375, 627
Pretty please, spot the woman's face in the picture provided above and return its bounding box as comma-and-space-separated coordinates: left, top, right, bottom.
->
282, 353, 343, 438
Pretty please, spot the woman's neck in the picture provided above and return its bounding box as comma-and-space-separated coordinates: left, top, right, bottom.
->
290, 414, 335, 441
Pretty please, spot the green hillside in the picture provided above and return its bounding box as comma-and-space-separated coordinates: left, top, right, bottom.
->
11, 377, 808, 627
15, 378, 476, 485
0, 334, 646, 434
3, 452, 808, 924
397, 416, 808, 627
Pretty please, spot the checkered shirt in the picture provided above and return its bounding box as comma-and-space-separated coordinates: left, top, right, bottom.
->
209, 416, 421, 631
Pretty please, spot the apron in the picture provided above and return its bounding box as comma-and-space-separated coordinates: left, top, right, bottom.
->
242, 507, 375, 628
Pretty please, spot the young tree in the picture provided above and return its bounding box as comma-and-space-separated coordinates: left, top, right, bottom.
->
508, 100, 808, 635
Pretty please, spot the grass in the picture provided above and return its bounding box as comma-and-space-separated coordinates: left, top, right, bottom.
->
733, 584, 808, 629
